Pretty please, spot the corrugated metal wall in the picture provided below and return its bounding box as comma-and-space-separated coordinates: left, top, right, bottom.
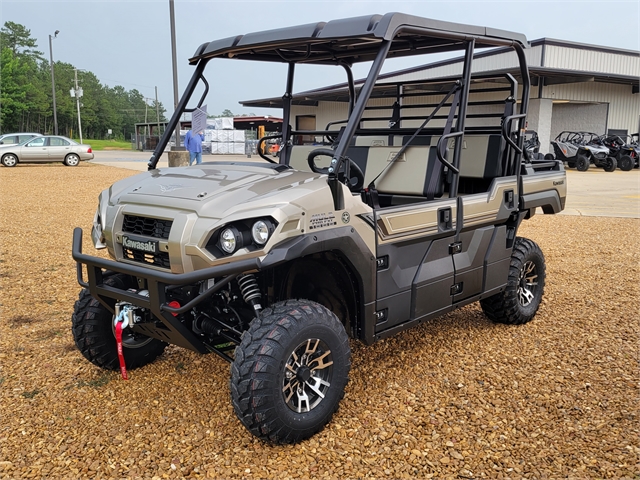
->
383, 46, 543, 83
543, 82, 639, 133
291, 82, 523, 134
289, 42, 639, 139
544, 45, 639, 77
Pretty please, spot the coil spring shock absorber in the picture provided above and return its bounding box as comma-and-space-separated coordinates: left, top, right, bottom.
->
237, 274, 262, 313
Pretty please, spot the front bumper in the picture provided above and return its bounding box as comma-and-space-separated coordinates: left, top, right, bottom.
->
72, 227, 260, 353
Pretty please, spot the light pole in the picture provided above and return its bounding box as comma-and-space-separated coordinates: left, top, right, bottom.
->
71, 69, 84, 144
48, 30, 59, 135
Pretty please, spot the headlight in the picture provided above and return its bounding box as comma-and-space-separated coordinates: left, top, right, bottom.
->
207, 217, 278, 257
219, 226, 242, 254
251, 220, 273, 245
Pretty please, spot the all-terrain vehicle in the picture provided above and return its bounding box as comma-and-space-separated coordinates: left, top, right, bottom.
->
71, 13, 566, 444
600, 134, 639, 171
549, 131, 616, 171
524, 130, 544, 160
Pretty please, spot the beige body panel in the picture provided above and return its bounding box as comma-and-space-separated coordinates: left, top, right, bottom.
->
102, 164, 375, 273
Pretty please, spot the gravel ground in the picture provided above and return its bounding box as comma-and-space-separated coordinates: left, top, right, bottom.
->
0, 163, 638, 479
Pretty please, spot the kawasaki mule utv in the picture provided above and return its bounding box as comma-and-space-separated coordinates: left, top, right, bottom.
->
71, 13, 566, 444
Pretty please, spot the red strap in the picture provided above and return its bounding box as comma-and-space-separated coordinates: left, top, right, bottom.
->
114, 321, 129, 380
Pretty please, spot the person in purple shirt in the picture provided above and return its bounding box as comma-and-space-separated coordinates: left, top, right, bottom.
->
185, 129, 204, 165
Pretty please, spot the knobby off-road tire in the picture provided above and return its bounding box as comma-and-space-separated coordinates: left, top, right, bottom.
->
576, 155, 590, 171
603, 157, 617, 172
618, 155, 634, 171
231, 299, 350, 444
72, 274, 167, 370
480, 237, 546, 325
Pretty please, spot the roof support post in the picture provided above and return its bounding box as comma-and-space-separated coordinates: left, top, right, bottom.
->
334, 41, 392, 161
280, 62, 296, 166
448, 39, 475, 198
340, 63, 356, 117
148, 60, 208, 170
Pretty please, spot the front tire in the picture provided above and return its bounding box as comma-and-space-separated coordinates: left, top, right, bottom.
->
71, 274, 167, 370
576, 154, 590, 171
480, 237, 546, 325
618, 155, 633, 171
231, 299, 350, 444
1, 153, 18, 167
603, 156, 617, 172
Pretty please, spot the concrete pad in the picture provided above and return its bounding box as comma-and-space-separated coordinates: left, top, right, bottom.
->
559, 168, 640, 219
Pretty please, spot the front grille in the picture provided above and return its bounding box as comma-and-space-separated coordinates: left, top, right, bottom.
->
122, 215, 172, 239
122, 248, 171, 269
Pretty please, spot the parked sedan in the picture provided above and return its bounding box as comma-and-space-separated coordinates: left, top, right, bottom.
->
0, 132, 42, 145
0, 135, 94, 167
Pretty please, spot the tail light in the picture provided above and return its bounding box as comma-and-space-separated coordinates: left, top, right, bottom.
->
87, 147, 92, 153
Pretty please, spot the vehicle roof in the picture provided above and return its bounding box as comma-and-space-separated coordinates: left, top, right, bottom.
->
189, 12, 528, 66
0, 132, 41, 137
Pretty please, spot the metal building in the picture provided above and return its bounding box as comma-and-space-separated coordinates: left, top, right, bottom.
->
242, 38, 640, 155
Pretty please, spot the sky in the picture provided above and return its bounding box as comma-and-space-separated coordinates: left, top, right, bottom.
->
2, 0, 639, 120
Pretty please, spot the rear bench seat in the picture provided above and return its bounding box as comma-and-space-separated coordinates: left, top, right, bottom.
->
288, 133, 504, 201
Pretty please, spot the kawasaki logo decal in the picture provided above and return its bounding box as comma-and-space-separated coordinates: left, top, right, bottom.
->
122, 235, 158, 253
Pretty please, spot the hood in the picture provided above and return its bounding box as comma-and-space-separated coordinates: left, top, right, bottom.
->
111, 162, 324, 215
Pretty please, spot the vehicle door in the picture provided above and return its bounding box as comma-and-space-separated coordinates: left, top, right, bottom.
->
47, 136, 72, 161
374, 198, 457, 334
370, 145, 457, 335
20, 137, 48, 162
450, 134, 519, 304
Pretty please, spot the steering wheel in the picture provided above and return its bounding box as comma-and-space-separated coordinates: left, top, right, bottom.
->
307, 148, 365, 191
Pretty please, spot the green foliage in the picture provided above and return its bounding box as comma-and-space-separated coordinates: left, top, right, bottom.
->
0, 21, 43, 59
0, 21, 167, 140
84, 138, 132, 150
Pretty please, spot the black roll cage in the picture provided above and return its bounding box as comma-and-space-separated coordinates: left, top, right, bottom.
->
148, 14, 530, 210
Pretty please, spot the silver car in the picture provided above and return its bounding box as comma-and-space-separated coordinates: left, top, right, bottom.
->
0, 135, 94, 167
0, 132, 42, 145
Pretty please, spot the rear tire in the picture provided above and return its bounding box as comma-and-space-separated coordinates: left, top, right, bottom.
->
618, 155, 633, 171
64, 153, 80, 166
71, 274, 167, 370
230, 299, 350, 444
480, 237, 545, 325
544, 153, 555, 160
576, 155, 590, 171
603, 156, 617, 172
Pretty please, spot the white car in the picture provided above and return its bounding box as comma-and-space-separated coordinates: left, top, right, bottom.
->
0, 135, 94, 167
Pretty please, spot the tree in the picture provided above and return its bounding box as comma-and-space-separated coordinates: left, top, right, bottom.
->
0, 21, 43, 59
0, 21, 167, 138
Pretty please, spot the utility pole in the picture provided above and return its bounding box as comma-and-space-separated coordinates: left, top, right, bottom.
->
48, 30, 59, 135
72, 69, 84, 144
155, 86, 161, 138
169, 0, 181, 149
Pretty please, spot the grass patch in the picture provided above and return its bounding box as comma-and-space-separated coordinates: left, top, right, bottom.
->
22, 389, 40, 399
9, 315, 36, 328
77, 373, 111, 389
80, 139, 132, 151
